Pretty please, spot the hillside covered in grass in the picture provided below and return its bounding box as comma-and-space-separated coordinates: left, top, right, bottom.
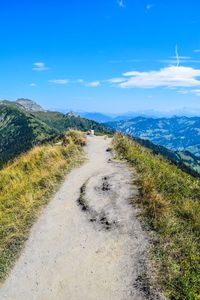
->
133, 136, 200, 178
113, 134, 200, 300
0, 100, 112, 166
0, 131, 85, 281
32, 110, 112, 134
0, 103, 58, 167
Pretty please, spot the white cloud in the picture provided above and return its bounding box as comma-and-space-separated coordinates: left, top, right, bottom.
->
33, 62, 49, 71
111, 66, 200, 89
29, 83, 37, 87
146, 3, 154, 10
177, 89, 189, 95
118, 0, 125, 8
159, 56, 200, 64
194, 49, 200, 53
178, 89, 200, 96
192, 89, 200, 96
108, 78, 127, 83
49, 79, 69, 85
76, 79, 84, 83
85, 81, 101, 87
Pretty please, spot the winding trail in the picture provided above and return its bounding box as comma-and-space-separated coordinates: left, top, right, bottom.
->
0, 136, 150, 300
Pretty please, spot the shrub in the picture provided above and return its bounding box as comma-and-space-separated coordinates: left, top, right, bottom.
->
64, 129, 87, 146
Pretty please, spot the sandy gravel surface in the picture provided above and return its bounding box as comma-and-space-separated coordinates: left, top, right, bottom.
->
0, 136, 153, 300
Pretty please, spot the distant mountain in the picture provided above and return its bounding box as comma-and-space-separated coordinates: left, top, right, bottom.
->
0, 100, 112, 166
106, 116, 200, 157
79, 112, 113, 123
16, 98, 45, 112
78, 108, 200, 123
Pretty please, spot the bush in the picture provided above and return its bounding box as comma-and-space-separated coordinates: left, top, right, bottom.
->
63, 130, 87, 147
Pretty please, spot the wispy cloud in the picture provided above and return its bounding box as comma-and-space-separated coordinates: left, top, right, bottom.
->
110, 66, 200, 89
109, 59, 143, 64
108, 78, 126, 83
76, 79, 84, 83
29, 83, 37, 87
49, 79, 69, 85
85, 81, 101, 87
194, 49, 200, 53
158, 56, 200, 64
118, 0, 126, 8
192, 89, 200, 96
146, 3, 154, 11
33, 62, 49, 71
178, 89, 200, 96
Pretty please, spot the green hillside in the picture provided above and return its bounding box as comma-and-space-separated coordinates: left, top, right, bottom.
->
0, 131, 84, 281
0, 100, 112, 166
32, 111, 112, 134
0, 103, 58, 167
133, 136, 200, 177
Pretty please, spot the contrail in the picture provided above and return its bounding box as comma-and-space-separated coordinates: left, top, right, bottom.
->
175, 44, 180, 67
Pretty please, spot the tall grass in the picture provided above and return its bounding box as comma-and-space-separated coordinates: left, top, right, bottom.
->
0, 132, 85, 281
113, 134, 200, 300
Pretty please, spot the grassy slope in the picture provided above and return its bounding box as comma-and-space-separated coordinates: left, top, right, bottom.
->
133, 137, 200, 178
0, 104, 58, 167
33, 111, 113, 134
0, 101, 112, 167
0, 132, 85, 281
113, 134, 200, 300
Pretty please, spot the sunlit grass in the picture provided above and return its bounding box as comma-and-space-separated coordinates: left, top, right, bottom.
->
113, 133, 200, 300
0, 132, 85, 281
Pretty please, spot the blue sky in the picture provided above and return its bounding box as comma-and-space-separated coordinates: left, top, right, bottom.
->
1, 0, 200, 113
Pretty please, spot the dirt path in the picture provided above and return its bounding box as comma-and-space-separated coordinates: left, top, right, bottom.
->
0, 136, 152, 300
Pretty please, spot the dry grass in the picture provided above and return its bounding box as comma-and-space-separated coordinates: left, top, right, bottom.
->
113, 133, 200, 300
0, 133, 85, 281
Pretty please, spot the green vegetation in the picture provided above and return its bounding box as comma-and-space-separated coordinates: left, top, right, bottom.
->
0, 104, 58, 167
0, 101, 112, 166
113, 134, 200, 300
107, 116, 200, 157
134, 137, 200, 178
33, 111, 112, 134
0, 131, 85, 281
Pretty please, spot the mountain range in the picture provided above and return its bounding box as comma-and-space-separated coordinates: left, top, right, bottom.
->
106, 116, 200, 157
1, 98, 200, 176
78, 108, 200, 123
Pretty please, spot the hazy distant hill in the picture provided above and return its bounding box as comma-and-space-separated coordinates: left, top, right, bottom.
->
79, 108, 200, 123
79, 112, 113, 123
106, 116, 200, 157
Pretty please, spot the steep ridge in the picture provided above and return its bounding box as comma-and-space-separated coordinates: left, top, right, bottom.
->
0, 100, 112, 166
0, 103, 58, 166
133, 136, 200, 177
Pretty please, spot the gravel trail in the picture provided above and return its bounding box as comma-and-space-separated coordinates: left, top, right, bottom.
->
0, 136, 151, 300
